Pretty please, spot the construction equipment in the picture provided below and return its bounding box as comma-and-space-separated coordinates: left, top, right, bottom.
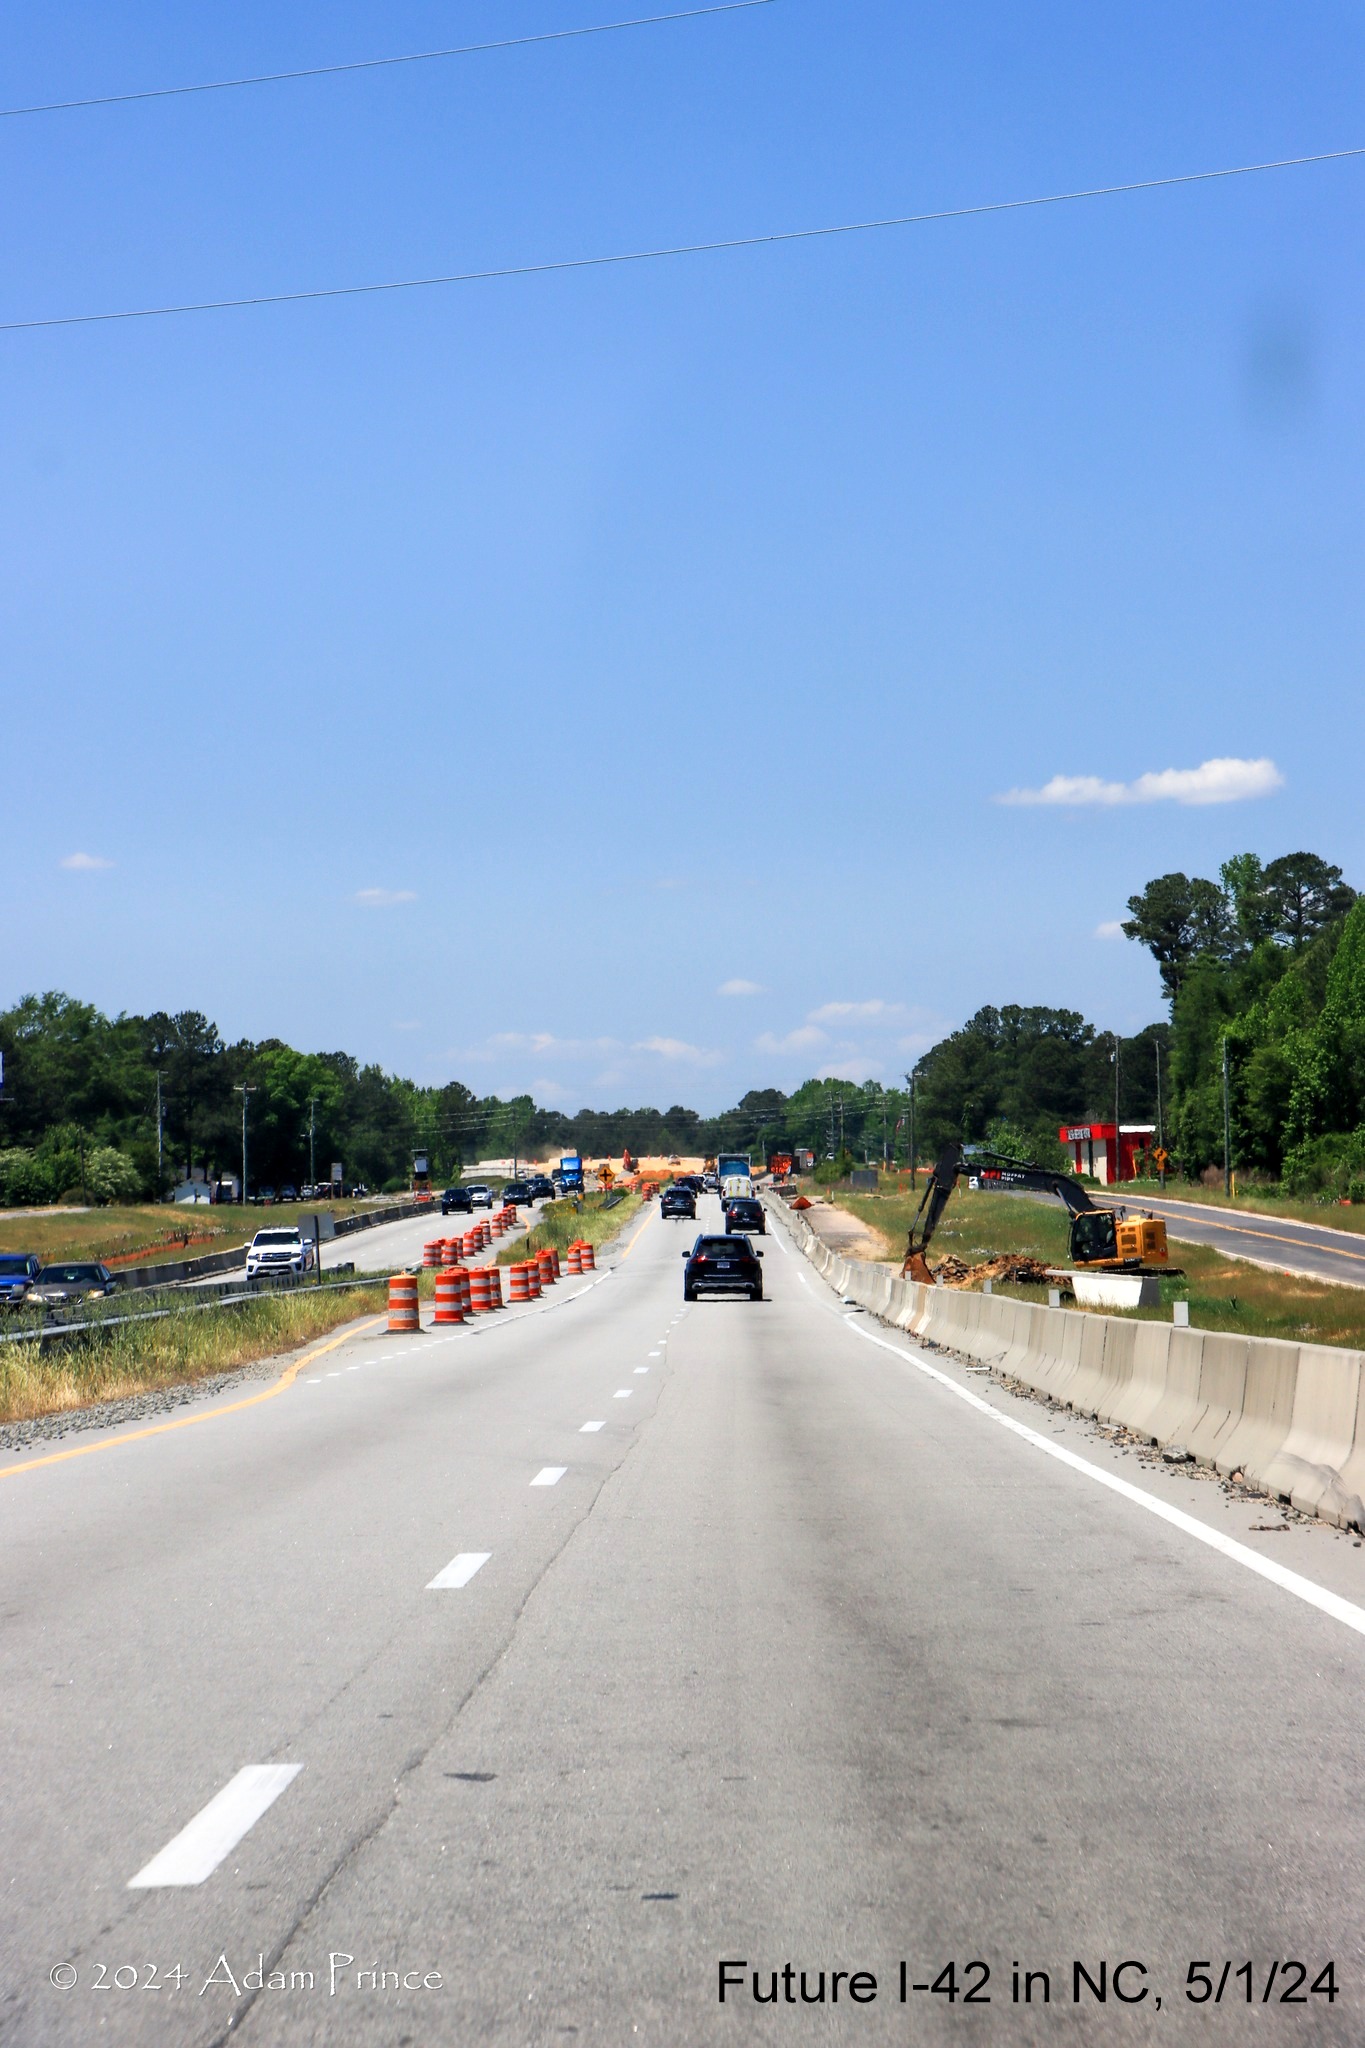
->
900, 1143, 1172, 1285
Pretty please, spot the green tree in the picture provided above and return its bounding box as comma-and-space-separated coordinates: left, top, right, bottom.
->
1261, 853, 1357, 952
1122, 873, 1232, 1001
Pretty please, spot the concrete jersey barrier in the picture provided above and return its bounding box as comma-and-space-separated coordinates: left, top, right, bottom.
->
770, 1195, 1365, 1534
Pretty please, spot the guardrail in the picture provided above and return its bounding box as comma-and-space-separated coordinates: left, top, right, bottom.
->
771, 1194, 1365, 1534
0, 1272, 389, 1349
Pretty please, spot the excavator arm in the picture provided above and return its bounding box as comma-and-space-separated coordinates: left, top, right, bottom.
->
901, 1144, 1153, 1280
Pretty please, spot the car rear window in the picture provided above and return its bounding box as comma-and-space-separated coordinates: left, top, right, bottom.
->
696, 1236, 747, 1253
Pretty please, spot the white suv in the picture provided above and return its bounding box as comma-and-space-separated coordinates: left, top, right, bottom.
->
467, 1184, 493, 1209
246, 1227, 315, 1279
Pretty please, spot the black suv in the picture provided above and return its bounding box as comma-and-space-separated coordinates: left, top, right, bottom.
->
503, 1181, 534, 1207
682, 1233, 763, 1302
441, 1186, 473, 1215
660, 1185, 696, 1220
724, 1196, 766, 1236
528, 1175, 555, 1201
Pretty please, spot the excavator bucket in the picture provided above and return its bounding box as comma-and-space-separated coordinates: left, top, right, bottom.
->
902, 1250, 935, 1286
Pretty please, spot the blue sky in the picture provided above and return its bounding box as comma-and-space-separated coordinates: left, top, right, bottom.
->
4, 1, 1363, 1111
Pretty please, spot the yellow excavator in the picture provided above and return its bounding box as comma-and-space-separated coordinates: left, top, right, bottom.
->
901, 1143, 1172, 1285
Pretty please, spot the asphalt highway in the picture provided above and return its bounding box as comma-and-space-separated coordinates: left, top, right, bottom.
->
3, 1195, 1364, 2045
1102, 1191, 1365, 1289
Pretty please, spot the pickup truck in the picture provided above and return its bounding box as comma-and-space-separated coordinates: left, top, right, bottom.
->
245, 1228, 316, 1280
0, 1252, 41, 1309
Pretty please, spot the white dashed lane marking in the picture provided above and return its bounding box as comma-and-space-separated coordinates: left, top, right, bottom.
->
613, 1390, 632, 1399
427, 1551, 491, 1591
580, 1421, 605, 1433
127, 1765, 302, 1889
531, 1467, 567, 1486
634, 1367, 649, 1374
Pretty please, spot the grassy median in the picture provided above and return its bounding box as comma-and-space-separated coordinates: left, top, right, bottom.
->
496, 1191, 643, 1265
813, 1186, 1365, 1352
0, 1197, 399, 1271
0, 1283, 387, 1427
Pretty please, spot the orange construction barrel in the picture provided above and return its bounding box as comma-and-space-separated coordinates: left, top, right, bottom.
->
566, 1243, 583, 1276
440, 1239, 459, 1267
433, 1270, 464, 1324
578, 1241, 596, 1272
490, 1265, 505, 1307
509, 1262, 531, 1303
388, 1273, 420, 1333
551, 1247, 562, 1279
422, 1240, 443, 1268
462, 1231, 479, 1260
449, 1264, 471, 1316
536, 1248, 555, 1288
467, 1268, 493, 1314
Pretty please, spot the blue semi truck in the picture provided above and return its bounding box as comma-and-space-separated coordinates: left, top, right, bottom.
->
559, 1152, 585, 1194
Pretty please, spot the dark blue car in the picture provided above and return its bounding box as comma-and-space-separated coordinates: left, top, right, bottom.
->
0, 1253, 40, 1308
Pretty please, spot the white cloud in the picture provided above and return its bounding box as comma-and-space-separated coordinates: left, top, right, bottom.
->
718, 978, 765, 997
60, 851, 112, 871
808, 998, 904, 1023
896, 1032, 937, 1055
1095, 920, 1126, 940
490, 1032, 620, 1057
632, 1035, 724, 1066
996, 756, 1284, 808
354, 886, 417, 907
755, 1026, 828, 1055
815, 1060, 879, 1082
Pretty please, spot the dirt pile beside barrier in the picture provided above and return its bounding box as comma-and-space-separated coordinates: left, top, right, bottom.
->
931, 1254, 1055, 1290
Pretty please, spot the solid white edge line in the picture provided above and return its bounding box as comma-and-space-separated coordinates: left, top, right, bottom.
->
531, 1466, 567, 1485
580, 1420, 606, 1432
426, 1550, 492, 1590
127, 1764, 302, 1888
845, 1319, 1365, 1641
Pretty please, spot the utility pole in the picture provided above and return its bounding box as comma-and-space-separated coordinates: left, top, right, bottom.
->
155, 1070, 164, 1199
308, 1097, 318, 1187
907, 1071, 917, 1186
1154, 1039, 1165, 1189
236, 1084, 257, 1205
839, 1095, 845, 1156
1222, 1037, 1232, 1198
1112, 1032, 1122, 1186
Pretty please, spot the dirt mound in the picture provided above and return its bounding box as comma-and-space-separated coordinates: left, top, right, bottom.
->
930, 1253, 1055, 1291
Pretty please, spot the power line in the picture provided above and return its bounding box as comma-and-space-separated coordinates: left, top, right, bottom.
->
0, 2, 775, 121
3, 143, 1360, 336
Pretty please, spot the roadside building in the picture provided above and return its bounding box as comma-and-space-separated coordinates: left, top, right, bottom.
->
1058, 1122, 1155, 1186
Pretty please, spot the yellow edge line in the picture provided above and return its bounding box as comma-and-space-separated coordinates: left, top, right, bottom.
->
0, 1313, 387, 1483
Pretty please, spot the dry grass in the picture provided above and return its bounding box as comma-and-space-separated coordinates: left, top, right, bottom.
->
496, 1192, 642, 1264
0, 1199, 394, 1268
0, 1285, 385, 1426
823, 1187, 1365, 1352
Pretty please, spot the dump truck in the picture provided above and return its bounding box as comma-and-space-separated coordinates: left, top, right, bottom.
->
901, 1143, 1172, 1285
